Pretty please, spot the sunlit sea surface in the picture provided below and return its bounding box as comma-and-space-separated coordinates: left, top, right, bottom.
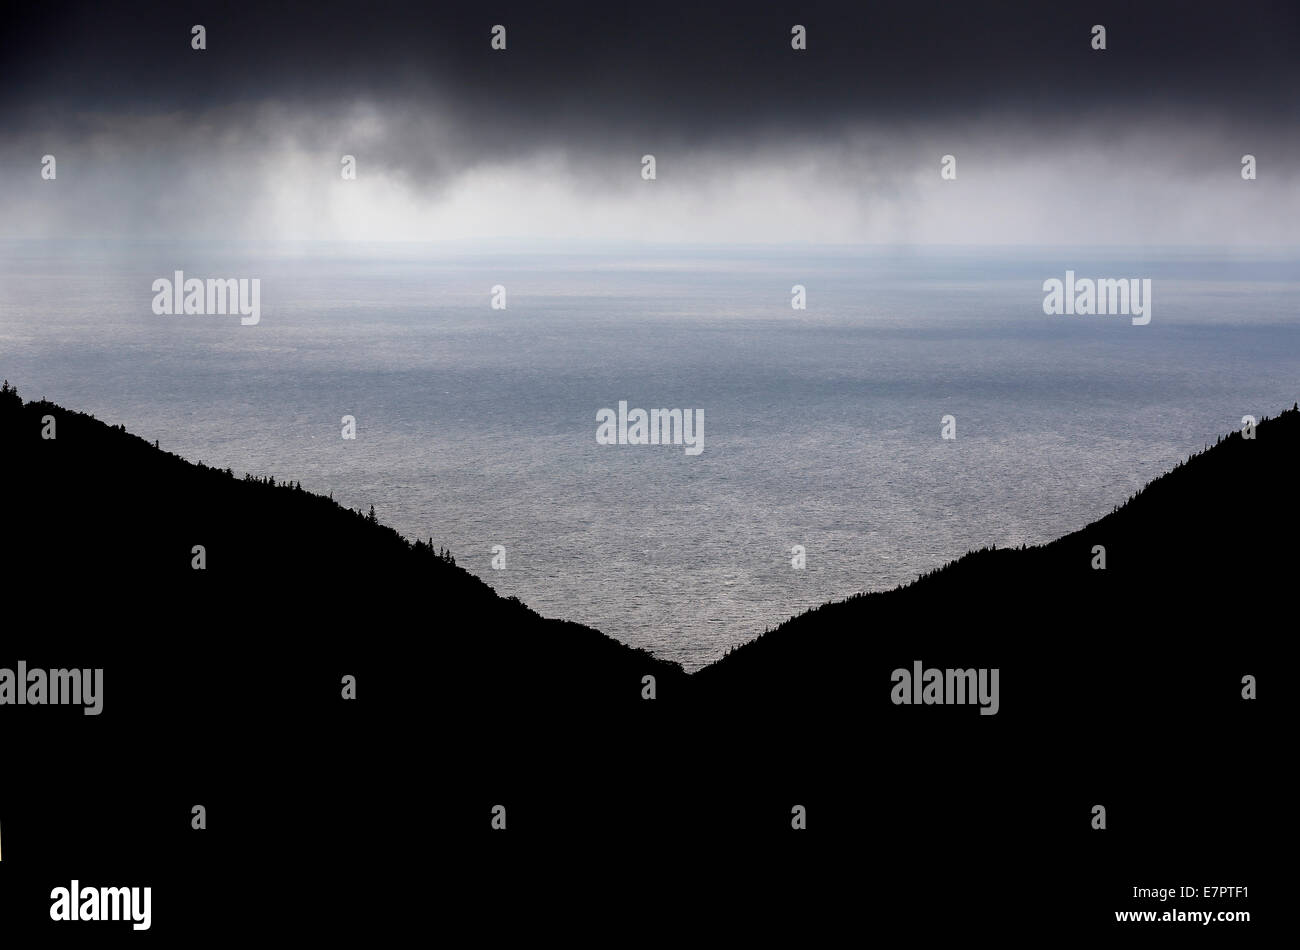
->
3, 241, 1297, 668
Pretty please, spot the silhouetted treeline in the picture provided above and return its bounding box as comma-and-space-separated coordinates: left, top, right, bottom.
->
0, 380, 1285, 937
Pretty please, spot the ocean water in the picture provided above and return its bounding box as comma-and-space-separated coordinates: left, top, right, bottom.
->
2, 241, 1297, 669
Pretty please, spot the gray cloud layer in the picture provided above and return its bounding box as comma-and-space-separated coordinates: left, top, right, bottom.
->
3, 1, 1297, 245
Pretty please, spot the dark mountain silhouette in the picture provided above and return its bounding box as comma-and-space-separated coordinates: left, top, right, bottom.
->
0, 380, 1285, 938
0, 379, 685, 700
1, 379, 689, 940
696, 403, 1298, 701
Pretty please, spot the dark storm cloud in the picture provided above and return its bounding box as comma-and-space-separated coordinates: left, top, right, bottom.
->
3, 0, 1298, 135
1, 1, 1296, 243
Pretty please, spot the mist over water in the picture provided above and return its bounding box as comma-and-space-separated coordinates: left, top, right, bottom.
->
2, 241, 1297, 669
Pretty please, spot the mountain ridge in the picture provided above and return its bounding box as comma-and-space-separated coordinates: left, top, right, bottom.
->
1, 379, 1284, 933
4, 379, 1295, 685
703, 402, 1299, 679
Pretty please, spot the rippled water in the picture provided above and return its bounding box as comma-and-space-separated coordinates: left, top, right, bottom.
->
3, 241, 1297, 668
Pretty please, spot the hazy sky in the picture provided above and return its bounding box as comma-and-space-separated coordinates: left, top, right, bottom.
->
2, 1, 1297, 244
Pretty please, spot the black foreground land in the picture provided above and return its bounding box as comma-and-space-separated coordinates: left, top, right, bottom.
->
0, 382, 1283, 941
